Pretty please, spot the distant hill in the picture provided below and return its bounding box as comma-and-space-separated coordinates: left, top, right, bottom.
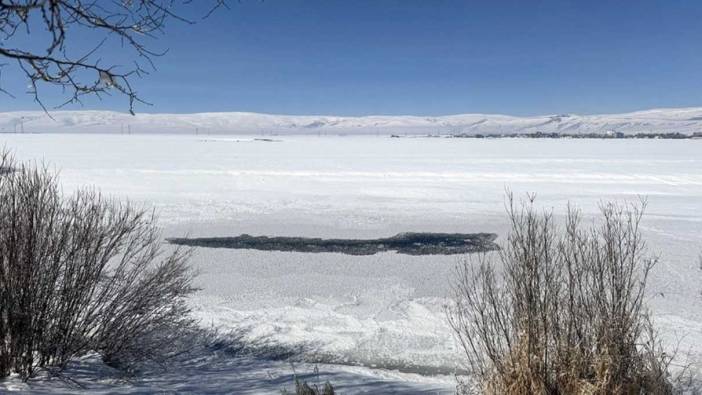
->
2, 107, 702, 135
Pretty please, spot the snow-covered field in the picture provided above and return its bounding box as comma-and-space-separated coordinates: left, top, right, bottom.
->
2, 134, 701, 393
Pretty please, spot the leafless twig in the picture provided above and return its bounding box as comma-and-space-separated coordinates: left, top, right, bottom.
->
0, 0, 226, 114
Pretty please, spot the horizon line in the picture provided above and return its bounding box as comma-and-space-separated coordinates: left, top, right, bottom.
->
2, 106, 702, 119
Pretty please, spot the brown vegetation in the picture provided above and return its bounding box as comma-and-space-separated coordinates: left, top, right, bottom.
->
447, 194, 673, 394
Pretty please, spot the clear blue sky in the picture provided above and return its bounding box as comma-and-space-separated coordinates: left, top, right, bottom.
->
2, 0, 702, 116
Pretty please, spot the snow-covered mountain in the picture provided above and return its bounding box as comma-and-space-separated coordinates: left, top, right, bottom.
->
2, 107, 702, 135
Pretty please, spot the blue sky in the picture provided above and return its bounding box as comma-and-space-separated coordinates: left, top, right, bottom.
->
2, 0, 702, 116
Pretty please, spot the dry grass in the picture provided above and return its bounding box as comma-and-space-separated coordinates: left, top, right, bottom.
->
281, 365, 335, 395
447, 193, 674, 394
285, 378, 335, 395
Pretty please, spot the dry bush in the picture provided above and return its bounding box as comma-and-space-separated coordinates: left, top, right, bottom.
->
0, 152, 196, 380
285, 379, 335, 395
447, 194, 673, 394
280, 365, 335, 395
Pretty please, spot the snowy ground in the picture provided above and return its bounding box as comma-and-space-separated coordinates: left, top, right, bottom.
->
1, 353, 455, 394
1, 134, 701, 393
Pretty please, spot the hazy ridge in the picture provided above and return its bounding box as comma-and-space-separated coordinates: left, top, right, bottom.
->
2, 107, 702, 135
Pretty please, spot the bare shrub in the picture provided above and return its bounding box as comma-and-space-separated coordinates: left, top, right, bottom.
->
281, 366, 335, 395
447, 194, 673, 394
0, 152, 196, 379
284, 378, 335, 395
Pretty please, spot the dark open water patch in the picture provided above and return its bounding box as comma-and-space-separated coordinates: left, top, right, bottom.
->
167, 232, 499, 256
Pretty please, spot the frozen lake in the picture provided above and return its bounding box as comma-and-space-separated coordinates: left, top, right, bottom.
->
3, 134, 702, 377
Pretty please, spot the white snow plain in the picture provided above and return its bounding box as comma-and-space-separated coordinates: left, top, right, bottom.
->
1, 134, 701, 393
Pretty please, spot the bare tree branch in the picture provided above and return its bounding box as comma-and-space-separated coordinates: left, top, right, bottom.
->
0, 0, 226, 114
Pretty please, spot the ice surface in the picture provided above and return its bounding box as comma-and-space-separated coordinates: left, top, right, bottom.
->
1, 134, 701, 391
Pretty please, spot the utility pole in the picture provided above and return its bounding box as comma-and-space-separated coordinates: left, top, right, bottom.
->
17, 117, 25, 133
